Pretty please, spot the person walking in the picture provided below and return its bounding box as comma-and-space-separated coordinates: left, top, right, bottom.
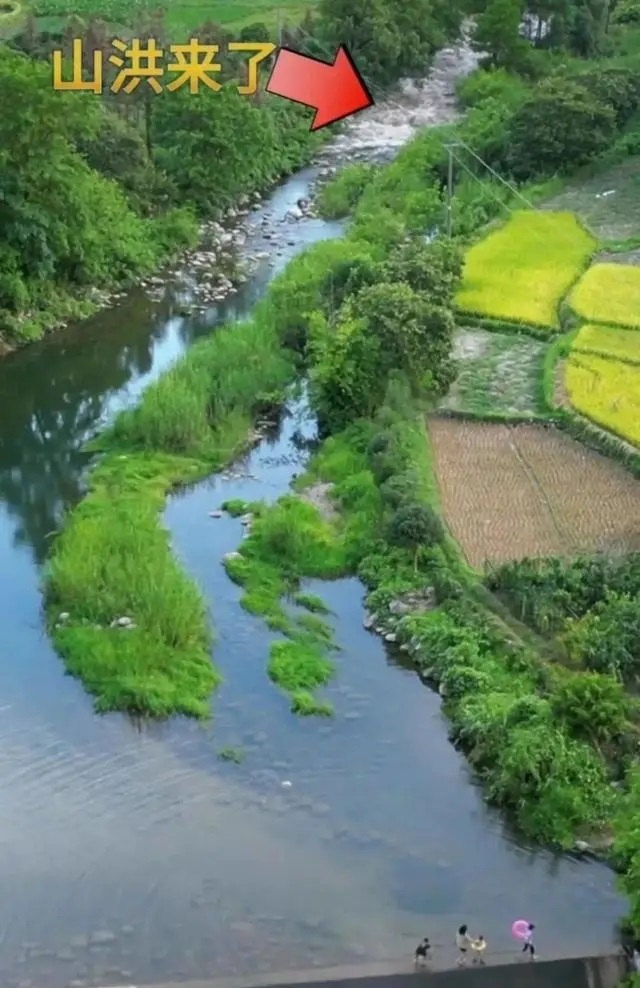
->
456, 924, 471, 966
471, 935, 487, 965
414, 937, 431, 966
522, 923, 536, 960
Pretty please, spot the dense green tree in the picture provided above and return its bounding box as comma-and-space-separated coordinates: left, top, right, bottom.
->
0, 47, 159, 332
318, 0, 464, 86
387, 502, 444, 570
473, 0, 531, 68
346, 281, 457, 395
379, 238, 463, 307
505, 77, 616, 178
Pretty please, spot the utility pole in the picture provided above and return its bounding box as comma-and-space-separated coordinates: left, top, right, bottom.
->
445, 144, 455, 237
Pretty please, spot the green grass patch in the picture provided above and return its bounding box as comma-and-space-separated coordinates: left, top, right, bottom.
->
290, 691, 334, 716
296, 611, 335, 643
293, 590, 331, 614
268, 638, 334, 693
222, 494, 346, 713
218, 746, 244, 763
45, 301, 296, 719
222, 498, 264, 517
455, 210, 596, 329
46, 451, 220, 718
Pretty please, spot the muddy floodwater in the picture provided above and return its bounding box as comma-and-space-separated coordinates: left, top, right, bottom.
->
0, 40, 626, 988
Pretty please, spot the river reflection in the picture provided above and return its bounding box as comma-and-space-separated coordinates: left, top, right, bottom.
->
0, 162, 625, 988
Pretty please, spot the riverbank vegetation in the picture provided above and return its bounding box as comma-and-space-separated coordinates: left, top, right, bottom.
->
45, 307, 296, 716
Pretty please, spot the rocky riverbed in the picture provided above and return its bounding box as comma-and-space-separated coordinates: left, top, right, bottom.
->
127, 34, 480, 315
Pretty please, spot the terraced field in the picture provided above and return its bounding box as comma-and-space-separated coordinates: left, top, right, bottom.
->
564, 354, 640, 447
570, 262, 640, 329
572, 324, 640, 364
428, 418, 640, 566
455, 211, 595, 329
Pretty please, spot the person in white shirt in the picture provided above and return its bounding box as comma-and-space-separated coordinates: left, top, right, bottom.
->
522, 923, 536, 959
455, 924, 471, 966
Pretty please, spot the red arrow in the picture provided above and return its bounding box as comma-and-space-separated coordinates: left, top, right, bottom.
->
265, 45, 374, 131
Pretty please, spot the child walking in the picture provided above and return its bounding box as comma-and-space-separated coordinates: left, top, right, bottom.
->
522, 923, 536, 959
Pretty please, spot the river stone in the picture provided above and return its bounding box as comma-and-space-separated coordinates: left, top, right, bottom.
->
209, 510, 223, 518
110, 615, 133, 628
363, 612, 376, 630
384, 632, 397, 642
223, 551, 242, 562
89, 930, 116, 946
574, 840, 591, 853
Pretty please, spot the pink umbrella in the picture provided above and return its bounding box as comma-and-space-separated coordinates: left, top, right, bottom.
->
512, 919, 530, 940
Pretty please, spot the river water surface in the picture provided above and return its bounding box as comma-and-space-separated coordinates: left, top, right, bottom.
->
0, 41, 626, 988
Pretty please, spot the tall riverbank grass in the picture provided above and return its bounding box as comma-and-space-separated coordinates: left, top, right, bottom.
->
45, 306, 296, 718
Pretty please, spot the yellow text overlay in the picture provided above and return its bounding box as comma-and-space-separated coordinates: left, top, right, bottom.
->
52, 38, 276, 95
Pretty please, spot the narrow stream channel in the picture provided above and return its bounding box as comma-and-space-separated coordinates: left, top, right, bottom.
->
0, 47, 626, 988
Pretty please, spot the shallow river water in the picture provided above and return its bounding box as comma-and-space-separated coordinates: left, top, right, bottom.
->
0, 41, 626, 988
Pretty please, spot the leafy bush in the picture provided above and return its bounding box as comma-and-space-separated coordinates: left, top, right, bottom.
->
317, 163, 378, 218
441, 664, 492, 699
550, 671, 630, 744
486, 553, 640, 633
563, 592, 640, 680
456, 67, 528, 108
570, 66, 640, 127
612, 0, 640, 23
387, 503, 445, 567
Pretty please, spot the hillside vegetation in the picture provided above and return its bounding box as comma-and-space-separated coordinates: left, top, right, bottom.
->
0, 0, 464, 347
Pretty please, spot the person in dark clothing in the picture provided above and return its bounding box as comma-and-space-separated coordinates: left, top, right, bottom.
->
414, 937, 431, 965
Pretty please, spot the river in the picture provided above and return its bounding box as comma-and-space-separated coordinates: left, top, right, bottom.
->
0, 39, 625, 988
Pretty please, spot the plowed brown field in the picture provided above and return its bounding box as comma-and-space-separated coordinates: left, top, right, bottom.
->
428, 418, 640, 565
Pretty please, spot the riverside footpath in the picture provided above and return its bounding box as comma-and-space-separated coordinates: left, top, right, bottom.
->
98, 953, 631, 988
